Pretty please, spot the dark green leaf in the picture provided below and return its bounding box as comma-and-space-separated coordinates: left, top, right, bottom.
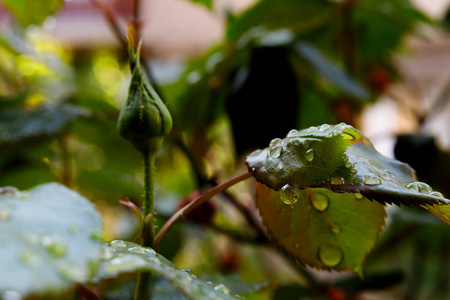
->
189, 0, 213, 10
97, 240, 240, 299
246, 124, 450, 207
256, 183, 386, 274
0, 104, 89, 145
2, 0, 63, 27
295, 42, 369, 100
0, 183, 102, 295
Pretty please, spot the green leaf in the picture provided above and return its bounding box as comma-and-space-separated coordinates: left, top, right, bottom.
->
246, 123, 450, 207
0, 183, 102, 295
295, 42, 369, 100
199, 274, 268, 295
2, 0, 64, 27
97, 240, 240, 299
0, 104, 89, 145
256, 183, 386, 274
189, 0, 213, 10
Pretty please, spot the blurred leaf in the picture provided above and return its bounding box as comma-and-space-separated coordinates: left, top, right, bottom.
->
189, 0, 212, 10
272, 285, 311, 300
97, 240, 240, 299
2, 0, 63, 27
256, 183, 386, 274
246, 124, 450, 207
0, 183, 102, 295
199, 274, 268, 295
0, 104, 89, 145
295, 42, 369, 100
333, 270, 404, 291
226, 0, 336, 41
423, 204, 450, 226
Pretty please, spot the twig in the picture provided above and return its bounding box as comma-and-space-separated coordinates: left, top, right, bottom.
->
153, 171, 253, 250
75, 284, 101, 300
58, 133, 71, 187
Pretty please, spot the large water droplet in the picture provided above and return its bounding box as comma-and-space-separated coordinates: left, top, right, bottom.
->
430, 191, 444, 198
128, 247, 146, 255
41, 235, 66, 258
319, 124, 331, 132
269, 145, 282, 158
310, 192, 329, 212
304, 149, 314, 162
280, 184, 299, 205
406, 182, 432, 194
306, 126, 317, 133
180, 268, 194, 276
364, 176, 381, 186
110, 240, 127, 248
0, 209, 10, 221
331, 177, 344, 185
354, 193, 364, 200
287, 129, 299, 137
318, 243, 343, 267
269, 138, 282, 147
214, 284, 230, 295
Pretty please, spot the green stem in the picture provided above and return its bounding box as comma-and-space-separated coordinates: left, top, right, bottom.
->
58, 133, 71, 187
134, 154, 155, 300
153, 171, 253, 250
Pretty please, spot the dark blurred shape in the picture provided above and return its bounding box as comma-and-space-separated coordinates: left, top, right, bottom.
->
333, 270, 404, 291
394, 134, 450, 196
177, 190, 216, 225
226, 46, 299, 156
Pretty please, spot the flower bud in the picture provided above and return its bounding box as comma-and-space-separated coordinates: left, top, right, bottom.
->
118, 31, 173, 156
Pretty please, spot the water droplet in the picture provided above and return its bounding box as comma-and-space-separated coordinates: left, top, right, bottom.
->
331, 225, 341, 235
430, 191, 444, 198
354, 193, 364, 200
318, 243, 343, 267
214, 284, 230, 295
319, 124, 331, 131
269, 145, 282, 158
68, 225, 79, 234
40, 235, 66, 258
269, 138, 282, 147
305, 149, 314, 162
331, 177, 344, 185
287, 129, 298, 137
364, 176, 381, 186
306, 126, 317, 133
181, 268, 194, 275
344, 162, 354, 168
379, 171, 393, 181
58, 264, 85, 282
406, 182, 432, 194
0, 209, 10, 221
310, 192, 329, 212
128, 247, 146, 255
20, 250, 39, 264
110, 240, 127, 248
361, 159, 369, 165
280, 184, 299, 205
350, 169, 357, 173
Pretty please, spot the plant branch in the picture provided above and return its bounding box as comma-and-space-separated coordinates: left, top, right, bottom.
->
75, 284, 101, 300
134, 0, 142, 40
58, 133, 71, 187
153, 171, 252, 250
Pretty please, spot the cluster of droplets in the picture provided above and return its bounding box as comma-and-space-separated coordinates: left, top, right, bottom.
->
405, 182, 444, 198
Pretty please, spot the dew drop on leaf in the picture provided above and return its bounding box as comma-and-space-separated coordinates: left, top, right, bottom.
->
20, 250, 39, 264
354, 193, 364, 200
128, 247, 146, 255
430, 191, 444, 198
319, 124, 331, 131
310, 192, 330, 212
180, 268, 194, 276
318, 243, 343, 267
214, 284, 230, 295
304, 149, 315, 162
364, 176, 381, 186
280, 184, 299, 205
0, 209, 10, 221
287, 129, 299, 137
269, 145, 282, 158
405, 182, 432, 194
331, 177, 344, 185
269, 138, 282, 147
344, 162, 354, 168
110, 240, 127, 248
379, 171, 393, 181
306, 126, 317, 133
